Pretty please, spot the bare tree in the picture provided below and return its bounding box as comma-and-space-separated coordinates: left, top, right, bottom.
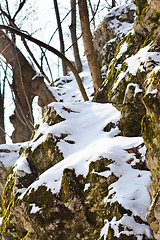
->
53, 0, 67, 76
0, 25, 89, 101
0, 28, 55, 143
78, 0, 103, 92
69, 0, 82, 73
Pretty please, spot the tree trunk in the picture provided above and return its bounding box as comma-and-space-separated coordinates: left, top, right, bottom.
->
53, 0, 67, 76
112, 0, 116, 8
0, 93, 5, 144
0, 29, 55, 143
69, 0, 82, 73
78, 0, 103, 92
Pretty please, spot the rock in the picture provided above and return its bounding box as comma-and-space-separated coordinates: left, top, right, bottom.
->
93, 2, 136, 68
118, 83, 146, 136
0, 153, 152, 239
142, 67, 160, 239
26, 133, 64, 176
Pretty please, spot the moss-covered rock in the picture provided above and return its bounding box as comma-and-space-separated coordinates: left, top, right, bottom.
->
141, 67, 160, 239
0, 151, 152, 240
25, 133, 64, 176
43, 105, 65, 126
93, 2, 136, 68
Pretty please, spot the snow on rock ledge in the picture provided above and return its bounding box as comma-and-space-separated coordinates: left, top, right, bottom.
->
0, 101, 154, 239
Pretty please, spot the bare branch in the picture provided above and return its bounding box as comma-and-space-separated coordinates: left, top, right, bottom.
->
0, 25, 89, 101
0, 6, 51, 83
13, 0, 26, 20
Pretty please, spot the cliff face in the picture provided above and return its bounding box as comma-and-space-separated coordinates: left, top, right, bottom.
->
0, 1, 160, 240
94, 0, 160, 239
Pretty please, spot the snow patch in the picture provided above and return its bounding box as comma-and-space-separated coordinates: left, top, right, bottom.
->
30, 203, 41, 214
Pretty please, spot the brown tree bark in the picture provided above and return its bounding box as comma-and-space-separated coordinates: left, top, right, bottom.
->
0, 29, 55, 143
53, 0, 67, 76
112, 0, 116, 8
69, 0, 82, 73
0, 25, 89, 102
0, 93, 5, 144
78, 0, 103, 92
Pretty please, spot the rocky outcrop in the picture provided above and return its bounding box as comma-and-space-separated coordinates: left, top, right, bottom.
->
93, 1, 160, 138
94, 0, 160, 239
1, 1, 160, 239
93, 2, 136, 69
0, 102, 154, 239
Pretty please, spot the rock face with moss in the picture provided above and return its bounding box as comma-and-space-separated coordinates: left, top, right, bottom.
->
142, 68, 160, 240
1, 1, 160, 239
93, 2, 136, 69
93, 1, 160, 139
0, 101, 154, 240
94, 0, 160, 239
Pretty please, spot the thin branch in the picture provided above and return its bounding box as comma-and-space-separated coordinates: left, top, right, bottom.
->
0, 25, 89, 101
13, 0, 26, 20
0, 126, 11, 139
5, 0, 10, 16
46, 1, 77, 47
0, 6, 51, 83
41, 48, 54, 83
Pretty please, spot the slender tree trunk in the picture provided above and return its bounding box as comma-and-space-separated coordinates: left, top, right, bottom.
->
78, 0, 103, 92
53, 0, 67, 76
69, 0, 82, 73
112, 0, 116, 8
0, 93, 5, 144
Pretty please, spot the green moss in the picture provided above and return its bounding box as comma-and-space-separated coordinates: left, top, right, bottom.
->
5, 166, 14, 176
30, 124, 40, 140
26, 135, 63, 175
43, 106, 65, 126
60, 168, 84, 203
141, 114, 156, 146
133, 0, 149, 19
142, 32, 154, 48
89, 158, 111, 173
0, 172, 17, 234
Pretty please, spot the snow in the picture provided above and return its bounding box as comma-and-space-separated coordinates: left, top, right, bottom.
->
116, 41, 128, 59
84, 183, 91, 191
54, 58, 94, 102
0, 2, 153, 239
0, 143, 23, 168
113, 42, 160, 91
0, 50, 152, 240
30, 203, 41, 214
107, 2, 137, 37
16, 97, 151, 238
126, 83, 143, 97
14, 155, 31, 174
100, 215, 152, 240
